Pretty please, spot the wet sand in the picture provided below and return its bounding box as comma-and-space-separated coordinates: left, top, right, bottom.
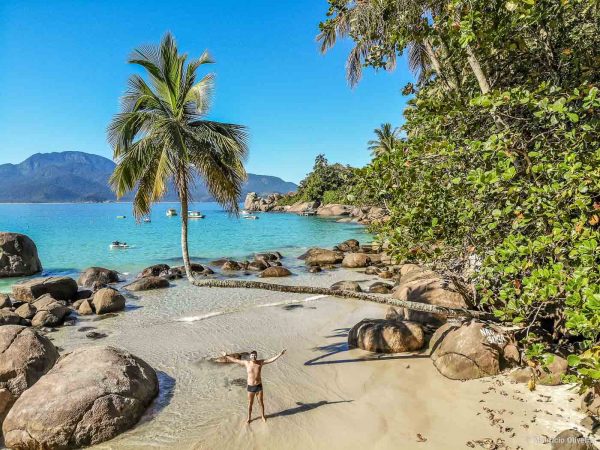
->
47, 269, 594, 450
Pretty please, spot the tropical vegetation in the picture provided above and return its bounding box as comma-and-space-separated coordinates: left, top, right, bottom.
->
108, 33, 249, 280
318, 0, 600, 390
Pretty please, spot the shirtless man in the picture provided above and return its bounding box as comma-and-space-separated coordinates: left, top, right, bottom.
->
221, 349, 286, 423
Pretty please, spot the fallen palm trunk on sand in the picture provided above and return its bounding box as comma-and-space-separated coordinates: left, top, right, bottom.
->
190, 278, 492, 320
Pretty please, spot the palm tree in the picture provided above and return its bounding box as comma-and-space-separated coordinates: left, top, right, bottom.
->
368, 123, 399, 156
108, 33, 248, 281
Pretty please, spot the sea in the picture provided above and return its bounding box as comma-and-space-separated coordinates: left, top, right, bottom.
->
0, 202, 368, 291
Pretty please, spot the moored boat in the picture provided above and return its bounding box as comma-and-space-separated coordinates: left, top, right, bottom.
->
166, 208, 178, 217
188, 211, 205, 219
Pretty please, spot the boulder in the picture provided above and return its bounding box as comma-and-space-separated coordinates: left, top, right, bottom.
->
330, 281, 362, 292
0, 233, 42, 278
222, 260, 242, 271
259, 266, 292, 278
385, 307, 402, 321
138, 264, 170, 278
336, 239, 360, 252
78, 299, 94, 315
550, 429, 597, 450
364, 266, 380, 275
125, 276, 170, 292
316, 204, 352, 216
368, 282, 394, 294
92, 288, 125, 315
378, 270, 394, 279
14, 303, 36, 320
509, 354, 567, 386
3, 346, 159, 449
0, 309, 21, 326
342, 253, 371, 268
0, 293, 11, 309
348, 319, 424, 353
430, 321, 516, 380
582, 390, 600, 417
300, 248, 344, 266
31, 295, 69, 327
0, 326, 59, 423
75, 289, 93, 300
247, 260, 269, 271
392, 265, 467, 325
308, 265, 322, 274
255, 252, 281, 262
286, 201, 319, 214
11, 276, 78, 302
78, 267, 120, 289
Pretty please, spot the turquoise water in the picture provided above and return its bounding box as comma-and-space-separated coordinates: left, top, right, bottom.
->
0, 202, 367, 290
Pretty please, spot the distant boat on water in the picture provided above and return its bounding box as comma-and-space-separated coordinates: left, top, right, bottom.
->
116, 215, 126, 219
166, 208, 178, 217
143, 217, 151, 223
188, 211, 205, 219
244, 215, 259, 220
109, 241, 129, 249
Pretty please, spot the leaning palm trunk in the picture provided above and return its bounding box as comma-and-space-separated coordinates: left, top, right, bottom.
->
191, 278, 492, 320
465, 43, 491, 94
180, 194, 195, 282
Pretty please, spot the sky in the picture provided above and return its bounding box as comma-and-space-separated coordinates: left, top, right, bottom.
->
0, 0, 413, 183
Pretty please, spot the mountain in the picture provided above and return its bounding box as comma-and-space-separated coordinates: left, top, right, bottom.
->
0, 151, 297, 203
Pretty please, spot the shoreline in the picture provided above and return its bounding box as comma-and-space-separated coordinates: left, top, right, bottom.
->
43, 268, 593, 449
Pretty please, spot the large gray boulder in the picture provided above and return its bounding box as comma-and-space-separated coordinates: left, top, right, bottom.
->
430, 321, 517, 380
259, 266, 292, 278
138, 264, 170, 278
316, 204, 352, 216
0, 233, 42, 278
348, 319, 424, 353
0, 309, 21, 326
78, 267, 119, 289
125, 276, 170, 292
92, 288, 125, 314
330, 280, 362, 292
392, 265, 467, 325
0, 293, 11, 309
3, 346, 159, 449
11, 276, 78, 302
0, 326, 59, 423
300, 248, 344, 266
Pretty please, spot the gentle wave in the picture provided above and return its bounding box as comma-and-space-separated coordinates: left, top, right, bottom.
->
176, 294, 329, 323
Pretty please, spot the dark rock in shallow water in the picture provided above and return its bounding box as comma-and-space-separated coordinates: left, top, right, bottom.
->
330, 281, 362, 292
221, 260, 242, 271
259, 266, 292, 278
309, 265, 322, 273
0, 232, 42, 278
125, 276, 170, 292
138, 264, 170, 278
77, 326, 96, 332
2, 346, 159, 449
78, 267, 119, 289
368, 282, 394, 294
85, 331, 107, 340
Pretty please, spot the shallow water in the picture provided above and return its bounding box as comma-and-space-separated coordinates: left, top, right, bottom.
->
0, 202, 367, 291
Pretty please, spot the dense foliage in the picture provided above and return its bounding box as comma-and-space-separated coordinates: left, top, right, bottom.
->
279, 154, 357, 205
319, 0, 600, 388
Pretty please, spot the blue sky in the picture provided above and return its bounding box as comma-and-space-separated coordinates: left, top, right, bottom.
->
0, 0, 412, 183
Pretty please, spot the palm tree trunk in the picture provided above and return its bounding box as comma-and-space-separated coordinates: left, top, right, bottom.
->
191, 278, 493, 320
180, 194, 194, 281
424, 39, 457, 92
465, 43, 491, 94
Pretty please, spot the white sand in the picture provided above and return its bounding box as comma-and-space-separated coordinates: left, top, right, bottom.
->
46, 269, 594, 450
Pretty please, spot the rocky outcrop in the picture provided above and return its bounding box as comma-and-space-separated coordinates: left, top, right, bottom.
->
244, 192, 284, 212
392, 265, 467, 325
300, 248, 344, 266
0, 233, 42, 278
14, 303, 36, 320
0, 326, 59, 423
92, 288, 125, 314
330, 281, 362, 292
430, 321, 518, 380
348, 319, 424, 353
2, 346, 159, 449
368, 282, 394, 294
342, 253, 371, 268
78, 267, 119, 289
509, 354, 567, 386
11, 276, 78, 302
221, 260, 242, 271
335, 239, 360, 252
0, 293, 11, 309
259, 266, 292, 278
125, 276, 170, 292
78, 299, 94, 315
0, 310, 21, 326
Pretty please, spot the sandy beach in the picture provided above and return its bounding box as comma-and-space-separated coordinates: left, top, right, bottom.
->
40, 268, 592, 450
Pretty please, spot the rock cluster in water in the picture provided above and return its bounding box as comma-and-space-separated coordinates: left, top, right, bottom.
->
0, 233, 42, 278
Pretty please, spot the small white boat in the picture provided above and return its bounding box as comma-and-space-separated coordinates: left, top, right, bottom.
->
116, 215, 126, 219
241, 210, 250, 215
109, 241, 129, 249
188, 211, 205, 219
143, 217, 151, 223
166, 208, 178, 217
244, 215, 259, 220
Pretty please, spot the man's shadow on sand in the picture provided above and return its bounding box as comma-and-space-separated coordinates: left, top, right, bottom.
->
248, 400, 352, 422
